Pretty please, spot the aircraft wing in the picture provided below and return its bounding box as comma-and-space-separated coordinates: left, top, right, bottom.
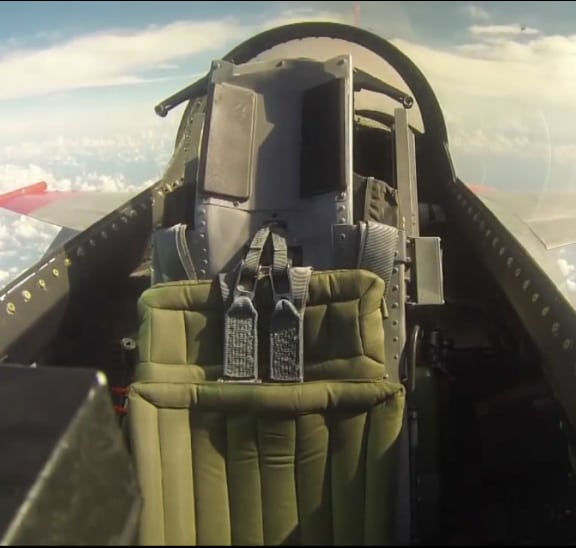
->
0, 181, 140, 255
474, 189, 576, 251
0, 181, 139, 232
467, 184, 576, 308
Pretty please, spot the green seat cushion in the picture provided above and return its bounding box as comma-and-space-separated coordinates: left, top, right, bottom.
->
128, 379, 405, 546
136, 269, 387, 383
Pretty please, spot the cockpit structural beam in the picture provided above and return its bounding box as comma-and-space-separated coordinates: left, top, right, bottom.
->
394, 107, 420, 238
393, 107, 444, 307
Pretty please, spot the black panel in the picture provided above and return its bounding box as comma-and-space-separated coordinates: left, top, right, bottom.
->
162, 159, 198, 228
300, 78, 347, 197
0, 365, 140, 545
199, 82, 255, 201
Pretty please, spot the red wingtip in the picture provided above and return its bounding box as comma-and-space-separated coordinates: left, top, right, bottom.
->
0, 181, 76, 215
467, 183, 495, 194
0, 181, 48, 206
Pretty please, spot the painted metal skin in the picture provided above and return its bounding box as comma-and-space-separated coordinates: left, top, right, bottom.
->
1, 21, 576, 544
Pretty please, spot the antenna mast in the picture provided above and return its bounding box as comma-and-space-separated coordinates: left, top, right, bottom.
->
354, 0, 361, 27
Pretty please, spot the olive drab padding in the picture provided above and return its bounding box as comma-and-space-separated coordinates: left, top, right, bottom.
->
134, 225, 408, 544
128, 379, 405, 546
134, 269, 391, 384
130, 268, 406, 545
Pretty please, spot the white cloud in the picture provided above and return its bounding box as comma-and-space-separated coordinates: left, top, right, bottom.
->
0, 9, 345, 102
558, 258, 575, 278
395, 37, 554, 102
464, 4, 491, 22
0, 121, 176, 192
2, 10, 575, 189
469, 24, 540, 36
258, 7, 345, 29
3, 5, 576, 289
383, 21, 576, 192
0, 161, 158, 195
1, 9, 574, 187
0, 164, 54, 192
556, 250, 576, 296
0, 210, 60, 286
0, 162, 156, 287
0, 7, 349, 290
0, 19, 248, 101
392, 33, 576, 142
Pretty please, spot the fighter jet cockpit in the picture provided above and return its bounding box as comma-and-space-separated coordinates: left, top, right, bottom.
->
2, 4, 576, 546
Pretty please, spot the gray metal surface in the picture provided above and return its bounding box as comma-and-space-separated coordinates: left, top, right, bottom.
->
202, 83, 255, 200
529, 216, 576, 250
476, 191, 576, 309
385, 239, 407, 383
394, 107, 420, 237
190, 55, 355, 277
412, 237, 444, 305
332, 224, 361, 268
25, 191, 140, 232
249, 35, 425, 133
476, 190, 576, 251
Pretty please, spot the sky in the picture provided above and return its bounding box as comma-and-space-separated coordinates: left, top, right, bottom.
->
1, 0, 576, 289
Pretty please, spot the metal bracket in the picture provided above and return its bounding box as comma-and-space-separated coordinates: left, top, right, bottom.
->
408, 236, 444, 305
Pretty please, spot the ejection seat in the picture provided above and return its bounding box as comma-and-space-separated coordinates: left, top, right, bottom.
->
127, 55, 411, 546
129, 247, 406, 545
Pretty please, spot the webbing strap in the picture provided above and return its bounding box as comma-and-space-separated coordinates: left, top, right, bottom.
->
150, 224, 196, 285
269, 266, 312, 382
220, 225, 275, 304
218, 269, 235, 307
219, 225, 289, 381
270, 228, 290, 294
242, 225, 271, 281
271, 230, 289, 279
174, 223, 197, 280
222, 295, 259, 380
220, 258, 259, 380
358, 221, 399, 297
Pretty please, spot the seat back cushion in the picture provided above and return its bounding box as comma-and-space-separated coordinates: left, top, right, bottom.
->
128, 379, 405, 546
135, 269, 387, 383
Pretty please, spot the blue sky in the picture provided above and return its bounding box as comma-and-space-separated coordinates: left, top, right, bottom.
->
1, 1, 576, 286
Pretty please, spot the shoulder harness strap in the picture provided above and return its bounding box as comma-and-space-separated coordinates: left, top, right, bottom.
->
269, 229, 312, 382
218, 225, 271, 381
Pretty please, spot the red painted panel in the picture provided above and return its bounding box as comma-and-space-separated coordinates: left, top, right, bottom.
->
0, 182, 78, 215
